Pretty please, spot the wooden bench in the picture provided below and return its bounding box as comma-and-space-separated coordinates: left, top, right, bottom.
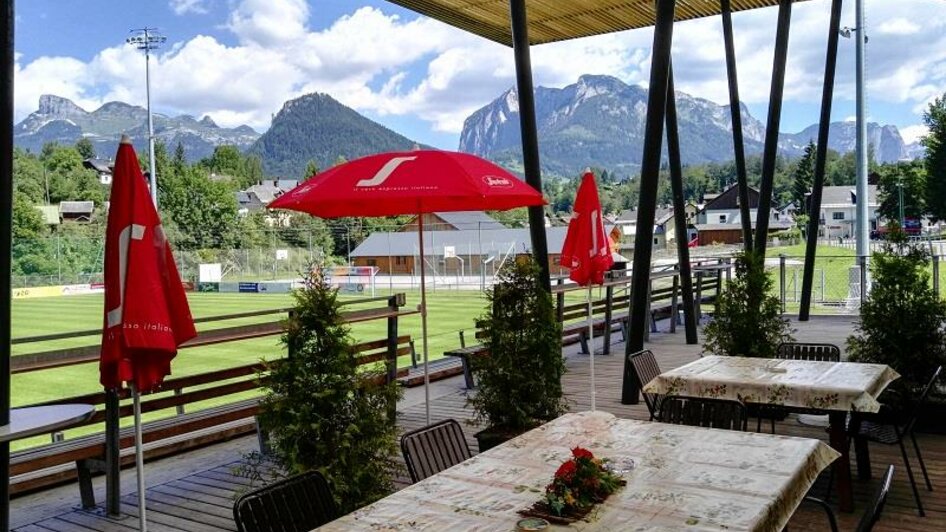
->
9, 334, 415, 508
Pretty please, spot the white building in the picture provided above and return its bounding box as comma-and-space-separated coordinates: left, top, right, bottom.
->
816, 185, 879, 239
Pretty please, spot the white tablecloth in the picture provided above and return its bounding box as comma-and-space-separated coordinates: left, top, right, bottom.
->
318, 411, 839, 531
643, 355, 899, 413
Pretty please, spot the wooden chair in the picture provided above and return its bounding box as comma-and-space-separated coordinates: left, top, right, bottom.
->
795, 465, 893, 532
758, 342, 843, 433
401, 419, 472, 483
627, 350, 663, 420
852, 366, 941, 516
233, 471, 339, 532
657, 396, 747, 431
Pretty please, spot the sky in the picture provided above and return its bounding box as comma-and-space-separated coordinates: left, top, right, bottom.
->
13, 0, 946, 149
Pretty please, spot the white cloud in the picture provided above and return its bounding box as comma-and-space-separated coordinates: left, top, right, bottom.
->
169, 0, 210, 15
226, 0, 310, 47
877, 18, 921, 35
899, 124, 929, 144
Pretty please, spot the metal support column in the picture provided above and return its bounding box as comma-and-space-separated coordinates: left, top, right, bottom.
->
509, 0, 551, 292
721, 0, 753, 251
622, 0, 676, 404
665, 65, 698, 344
753, 0, 793, 254
800, 0, 843, 321
854, 0, 870, 264
1, 2, 13, 530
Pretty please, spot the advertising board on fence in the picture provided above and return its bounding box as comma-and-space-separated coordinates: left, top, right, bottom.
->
12, 283, 105, 299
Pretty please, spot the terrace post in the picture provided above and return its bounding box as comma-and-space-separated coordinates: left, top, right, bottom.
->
934, 255, 940, 298
800, 0, 843, 321
720, 0, 753, 252
1, 1, 13, 529
105, 390, 121, 516
665, 64, 698, 344
385, 294, 403, 422
753, 0, 793, 255
509, 0, 551, 293
622, 0, 676, 404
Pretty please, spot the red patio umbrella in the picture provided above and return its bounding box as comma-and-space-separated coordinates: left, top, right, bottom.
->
269, 149, 546, 423
560, 170, 614, 411
100, 136, 196, 531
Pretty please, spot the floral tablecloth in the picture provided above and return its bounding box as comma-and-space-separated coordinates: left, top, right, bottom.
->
316, 411, 839, 531
642, 356, 899, 413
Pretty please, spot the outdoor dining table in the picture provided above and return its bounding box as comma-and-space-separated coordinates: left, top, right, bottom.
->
0, 404, 95, 443
642, 355, 900, 513
317, 411, 838, 531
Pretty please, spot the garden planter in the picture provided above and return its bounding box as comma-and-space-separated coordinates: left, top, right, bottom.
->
474, 426, 530, 452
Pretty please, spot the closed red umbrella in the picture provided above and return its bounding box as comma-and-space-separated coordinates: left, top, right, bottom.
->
269, 150, 546, 423
560, 170, 614, 410
100, 136, 196, 531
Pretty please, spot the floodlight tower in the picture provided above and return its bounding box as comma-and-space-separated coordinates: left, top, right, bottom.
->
126, 28, 166, 207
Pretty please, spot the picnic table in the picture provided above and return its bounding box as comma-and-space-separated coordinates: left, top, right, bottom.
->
0, 404, 95, 443
643, 355, 899, 512
317, 411, 838, 531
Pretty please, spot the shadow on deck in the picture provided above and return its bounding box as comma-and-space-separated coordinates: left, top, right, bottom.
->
12, 315, 946, 531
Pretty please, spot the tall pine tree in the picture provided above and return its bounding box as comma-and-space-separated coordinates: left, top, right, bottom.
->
923, 94, 946, 222
791, 141, 816, 215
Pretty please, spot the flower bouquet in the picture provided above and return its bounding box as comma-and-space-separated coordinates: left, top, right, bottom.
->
518, 447, 626, 524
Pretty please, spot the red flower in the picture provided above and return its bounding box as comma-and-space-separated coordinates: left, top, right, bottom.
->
555, 460, 577, 479
572, 447, 594, 460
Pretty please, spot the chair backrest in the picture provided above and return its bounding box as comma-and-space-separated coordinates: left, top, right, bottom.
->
904, 365, 943, 435
776, 342, 841, 362
855, 464, 895, 532
233, 471, 339, 532
657, 395, 748, 431
401, 419, 472, 483
627, 350, 662, 419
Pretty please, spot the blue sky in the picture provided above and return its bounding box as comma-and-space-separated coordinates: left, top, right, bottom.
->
14, 1, 946, 148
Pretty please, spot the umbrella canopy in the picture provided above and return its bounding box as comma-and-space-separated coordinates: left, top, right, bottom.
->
268, 150, 545, 216
560, 171, 614, 286
269, 149, 546, 425
100, 137, 196, 393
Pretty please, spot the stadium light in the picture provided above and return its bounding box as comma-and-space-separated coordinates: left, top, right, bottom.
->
126, 28, 167, 207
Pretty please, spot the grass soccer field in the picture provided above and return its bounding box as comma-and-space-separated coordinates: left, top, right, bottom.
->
9, 288, 495, 450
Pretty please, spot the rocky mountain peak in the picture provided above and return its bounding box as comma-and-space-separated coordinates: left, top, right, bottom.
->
37, 94, 88, 118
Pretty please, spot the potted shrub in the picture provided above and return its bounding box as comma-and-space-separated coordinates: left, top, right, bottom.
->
250, 262, 402, 512
702, 250, 795, 358
468, 257, 567, 451
847, 228, 946, 427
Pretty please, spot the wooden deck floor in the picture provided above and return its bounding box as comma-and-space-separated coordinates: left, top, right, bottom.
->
11, 315, 946, 531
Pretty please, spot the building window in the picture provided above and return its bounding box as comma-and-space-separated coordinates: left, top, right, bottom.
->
367, 259, 377, 267
832, 212, 845, 220
395, 256, 406, 265
654, 237, 659, 245
718, 214, 727, 223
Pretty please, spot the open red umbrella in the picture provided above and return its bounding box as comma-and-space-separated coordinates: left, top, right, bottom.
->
100, 136, 196, 531
560, 170, 614, 410
269, 149, 546, 423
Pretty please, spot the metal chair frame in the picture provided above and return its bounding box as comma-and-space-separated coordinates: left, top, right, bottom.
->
627, 349, 663, 420
657, 395, 748, 432
854, 365, 941, 516
233, 471, 339, 532
855, 464, 895, 532
401, 418, 472, 483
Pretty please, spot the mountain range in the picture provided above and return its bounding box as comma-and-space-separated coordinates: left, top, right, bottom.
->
246, 93, 422, 178
459, 74, 920, 176
14, 95, 260, 161
15, 78, 923, 179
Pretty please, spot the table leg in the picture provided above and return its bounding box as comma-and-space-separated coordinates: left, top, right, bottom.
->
828, 411, 854, 512
849, 414, 872, 480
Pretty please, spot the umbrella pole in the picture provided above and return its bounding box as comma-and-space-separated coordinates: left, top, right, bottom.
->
131, 383, 147, 532
418, 216, 430, 425
588, 285, 596, 411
